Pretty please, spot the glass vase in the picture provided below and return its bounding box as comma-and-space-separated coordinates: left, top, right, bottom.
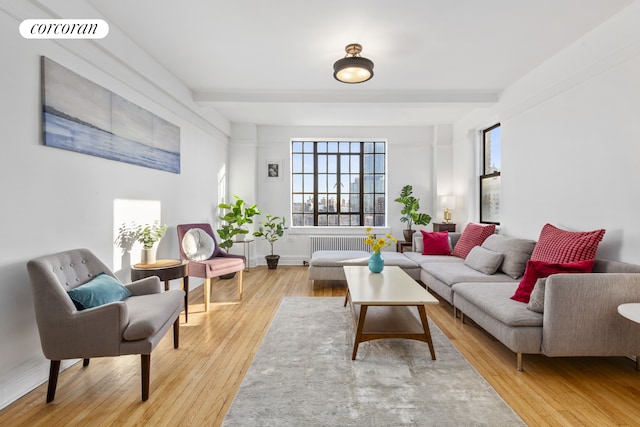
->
368, 251, 384, 273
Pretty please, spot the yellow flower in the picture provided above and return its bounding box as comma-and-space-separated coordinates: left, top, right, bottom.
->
363, 228, 397, 254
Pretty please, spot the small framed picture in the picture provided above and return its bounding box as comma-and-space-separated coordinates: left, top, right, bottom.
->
266, 160, 282, 181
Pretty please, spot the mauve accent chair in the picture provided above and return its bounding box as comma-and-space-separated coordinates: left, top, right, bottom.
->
177, 223, 245, 312
26, 248, 184, 402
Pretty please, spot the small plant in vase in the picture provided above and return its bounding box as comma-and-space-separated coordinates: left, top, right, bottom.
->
115, 221, 168, 265
253, 215, 286, 269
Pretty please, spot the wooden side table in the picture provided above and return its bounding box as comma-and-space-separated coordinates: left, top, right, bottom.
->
233, 238, 254, 271
131, 260, 190, 322
433, 223, 456, 232
396, 241, 412, 253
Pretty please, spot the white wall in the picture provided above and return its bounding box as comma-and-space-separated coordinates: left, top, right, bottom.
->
254, 125, 435, 264
452, 1, 640, 263
0, 3, 229, 409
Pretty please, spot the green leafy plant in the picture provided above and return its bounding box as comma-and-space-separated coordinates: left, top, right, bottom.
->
217, 195, 261, 250
394, 185, 432, 230
136, 222, 169, 249
253, 215, 286, 256
114, 221, 168, 251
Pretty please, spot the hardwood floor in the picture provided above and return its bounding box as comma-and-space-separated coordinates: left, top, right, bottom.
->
2, 266, 640, 426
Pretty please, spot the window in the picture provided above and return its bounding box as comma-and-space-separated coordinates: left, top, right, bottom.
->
480, 124, 501, 224
291, 140, 386, 227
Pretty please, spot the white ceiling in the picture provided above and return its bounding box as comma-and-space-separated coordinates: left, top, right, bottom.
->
87, 0, 634, 127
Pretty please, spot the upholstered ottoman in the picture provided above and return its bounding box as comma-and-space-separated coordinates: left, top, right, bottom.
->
308, 250, 421, 283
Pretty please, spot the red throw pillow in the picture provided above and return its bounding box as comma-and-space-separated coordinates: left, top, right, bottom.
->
530, 223, 605, 263
421, 230, 451, 255
451, 223, 496, 259
511, 259, 595, 303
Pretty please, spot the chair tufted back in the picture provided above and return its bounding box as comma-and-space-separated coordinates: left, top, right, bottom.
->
27, 248, 116, 319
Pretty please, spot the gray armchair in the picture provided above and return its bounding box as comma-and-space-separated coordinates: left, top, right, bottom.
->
26, 248, 184, 402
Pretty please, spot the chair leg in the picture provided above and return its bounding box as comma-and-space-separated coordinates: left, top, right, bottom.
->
204, 278, 212, 312
141, 354, 151, 401
237, 269, 243, 300
83, 358, 90, 367
46, 360, 61, 403
183, 276, 189, 323
173, 317, 180, 349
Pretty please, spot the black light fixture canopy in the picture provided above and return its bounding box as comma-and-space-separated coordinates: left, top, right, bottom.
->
333, 43, 374, 84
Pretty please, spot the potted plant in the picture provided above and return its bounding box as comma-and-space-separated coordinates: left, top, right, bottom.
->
253, 214, 286, 269
394, 184, 432, 242
217, 195, 261, 251
115, 221, 168, 264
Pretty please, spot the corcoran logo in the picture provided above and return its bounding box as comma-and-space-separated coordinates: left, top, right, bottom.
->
19, 19, 109, 39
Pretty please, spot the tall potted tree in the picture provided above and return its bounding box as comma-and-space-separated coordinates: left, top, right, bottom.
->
217, 195, 261, 251
253, 214, 286, 269
394, 185, 432, 242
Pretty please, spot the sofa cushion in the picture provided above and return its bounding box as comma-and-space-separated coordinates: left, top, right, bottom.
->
511, 259, 596, 303
464, 246, 504, 275
67, 273, 132, 311
530, 223, 605, 263
309, 250, 418, 269
452, 223, 496, 259
527, 278, 547, 313
481, 234, 536, 279
123, 291, 183, 341
420, 230, 451, 255
422, 262, 516, 287
403, 251, 463, 266
452, 282, 543, 327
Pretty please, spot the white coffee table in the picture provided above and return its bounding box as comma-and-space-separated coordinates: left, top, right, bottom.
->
343, 266, 439, 360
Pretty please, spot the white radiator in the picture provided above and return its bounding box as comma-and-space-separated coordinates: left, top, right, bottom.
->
309, 235, 369, 257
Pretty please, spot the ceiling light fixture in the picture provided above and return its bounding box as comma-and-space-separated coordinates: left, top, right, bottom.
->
333, 43, 374, 84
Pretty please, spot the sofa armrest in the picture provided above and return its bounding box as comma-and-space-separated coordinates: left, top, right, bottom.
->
125, 276, 162, 295
40, 301, 129, 360
542, 273, 640, 356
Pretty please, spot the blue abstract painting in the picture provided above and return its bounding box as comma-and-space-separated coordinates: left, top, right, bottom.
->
41, 57, 180, 173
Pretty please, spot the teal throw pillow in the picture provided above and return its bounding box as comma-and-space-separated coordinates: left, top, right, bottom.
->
67, 273, 132, 310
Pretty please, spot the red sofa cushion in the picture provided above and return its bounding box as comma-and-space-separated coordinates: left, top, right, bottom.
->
511, 259, 595, 303
452, 223, 496, 259
420, 230, 451, 255
530, 223, 605, 264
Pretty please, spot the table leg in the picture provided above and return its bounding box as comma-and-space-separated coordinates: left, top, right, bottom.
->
183, 277, 189, 323
352, 304, 368, 360
417, 305, 436, 360
164, 280, 170, 292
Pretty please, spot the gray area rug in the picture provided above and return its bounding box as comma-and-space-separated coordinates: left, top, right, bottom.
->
223, 297, 525, 426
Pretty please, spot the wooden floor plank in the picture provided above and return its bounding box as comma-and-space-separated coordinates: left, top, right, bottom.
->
2, 266, 640, 426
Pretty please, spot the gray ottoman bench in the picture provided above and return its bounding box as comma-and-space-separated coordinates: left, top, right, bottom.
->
308, 250, 421, 283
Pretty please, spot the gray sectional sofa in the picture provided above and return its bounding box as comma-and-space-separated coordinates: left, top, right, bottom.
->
407, 231, 640, 370
308, 230, 640, 370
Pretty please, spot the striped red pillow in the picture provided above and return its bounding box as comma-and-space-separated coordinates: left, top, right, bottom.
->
530, 223, 605, 263
452, 223, 496, 259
